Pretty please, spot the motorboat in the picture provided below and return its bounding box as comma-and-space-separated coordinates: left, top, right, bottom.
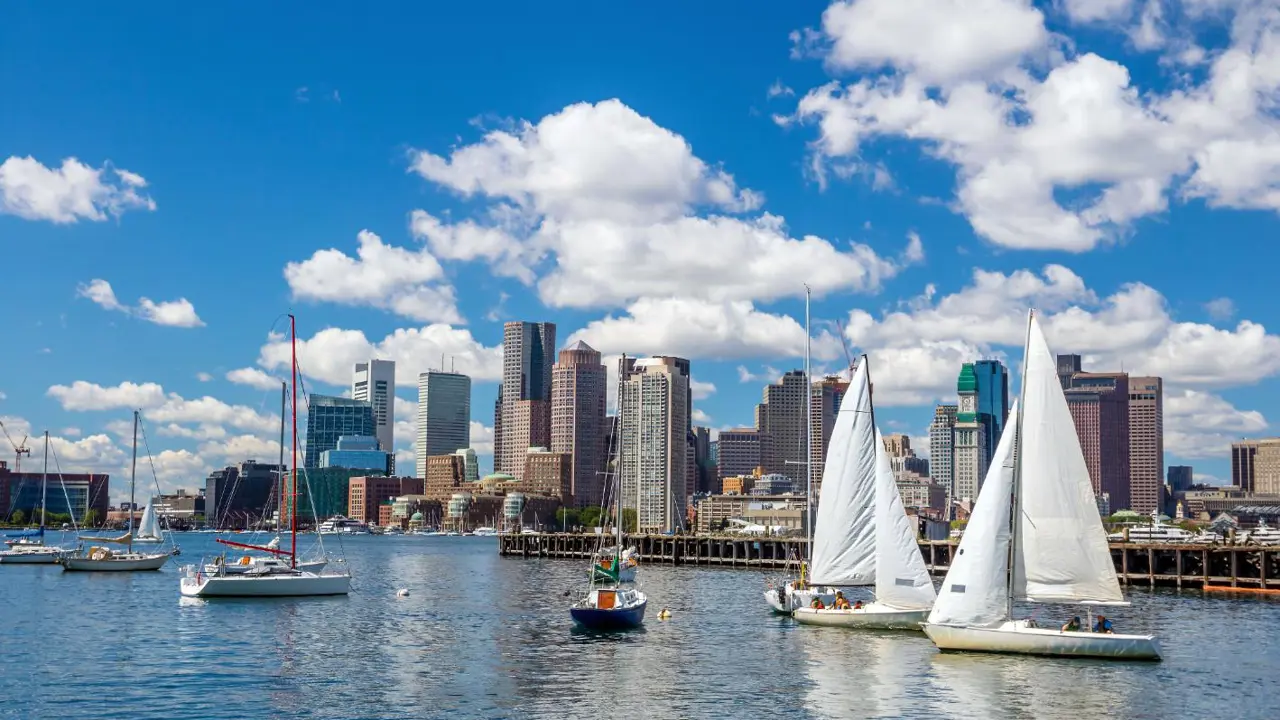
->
317, 516, 371, 535
1246, 521, 1280, 545
1108, 513, 1196, 543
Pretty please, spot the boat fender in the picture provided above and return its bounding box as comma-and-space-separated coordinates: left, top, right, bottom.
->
396, 588, 410, 597
658, 608, 671, 620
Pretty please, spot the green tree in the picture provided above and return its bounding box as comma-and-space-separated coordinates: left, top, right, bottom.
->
9, 510, 25, 526
555, 507, 580, 531
83, 510, 100, 528
622, 508, 638, 533
579, 506, 603, 529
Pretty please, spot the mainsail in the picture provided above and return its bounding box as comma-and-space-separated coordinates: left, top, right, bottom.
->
137, 504, 161, 540
871, 428, 937, 610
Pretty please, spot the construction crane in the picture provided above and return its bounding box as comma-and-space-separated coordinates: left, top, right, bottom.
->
833, 318, 858, 376
0, 419, 31, 472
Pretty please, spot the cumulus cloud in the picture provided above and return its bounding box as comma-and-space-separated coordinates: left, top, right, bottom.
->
77, 279, 204, 328
0, 156, 155, 223
46, 381, 280, 436
1164, 389, 1268, 459
226, 367, 283, 391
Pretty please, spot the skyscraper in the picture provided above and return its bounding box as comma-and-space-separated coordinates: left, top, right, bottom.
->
1167, 465, 1193, 493
973, 359, 1009, 463
305, 395, 375, 469
953, 364, 988, 503
1064, 371, 1131, 510
810, 375, 849, 494
498, 321, 556, 480
551, 340, 607, 508
352, 359, 395, 457
454, 448, 480, 483
718, 429, 767, 488
620, 357, 690, 532
1232, 438, 1280, 493
1128, 376, 1164, 514
929, 404, 957, 508
755, 370, 808, 477
1057, 354, 1082, 391
415, 370, 471, 479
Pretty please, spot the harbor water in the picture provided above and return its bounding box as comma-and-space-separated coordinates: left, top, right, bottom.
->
2, 532, 1277, 719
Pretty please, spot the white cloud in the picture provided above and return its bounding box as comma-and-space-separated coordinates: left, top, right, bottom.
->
198, 435, 283, 466
257, 325, 503, 387
61, 427, 81, 437
409, 210, 535, 284
470, 421, 495, 456
791, 1, 1280, 250
46, 381, 280, 437
155, 423, 228, 441
283, 229, 461, 323
1063, 0, 1136, 23
690, 378, 716, 400
46, 381, 167, 411
0, 156, 156, 223
76, 279, 204, 328
902, 231, 924, 264
226, 367, 283, 391
737, 365, 782, 383
1205, 297, 1236, 321
1165, 389, 1267, 459
692, 408, 712, 423
195, 372, 213, 382
138, 449, 212, 495
768, 80, 796, 98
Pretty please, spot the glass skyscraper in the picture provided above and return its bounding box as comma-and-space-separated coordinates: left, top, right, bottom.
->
320, 435, 391, 474
973, 359, 1010, 466
305, 395, 376, 469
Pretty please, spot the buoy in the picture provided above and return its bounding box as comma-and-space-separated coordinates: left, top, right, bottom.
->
658, 608, 671, 620
396, 588, 410, 597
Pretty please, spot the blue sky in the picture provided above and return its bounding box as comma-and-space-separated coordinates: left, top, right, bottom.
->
2, 0, 1277, 500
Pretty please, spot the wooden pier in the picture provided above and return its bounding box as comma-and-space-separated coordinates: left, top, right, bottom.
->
498, 533, 1280, 592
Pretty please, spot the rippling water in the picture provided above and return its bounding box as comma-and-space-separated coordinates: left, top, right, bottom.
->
2, 532, 1277, 719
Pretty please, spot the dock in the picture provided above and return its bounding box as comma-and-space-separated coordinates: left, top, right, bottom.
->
498, 533, 1280, 591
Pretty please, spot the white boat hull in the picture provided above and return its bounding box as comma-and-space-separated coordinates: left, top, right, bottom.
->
765, 585, 836, 614
62, 553, 170, 572
923, 620, 1162, 661
180, 570, 351, 597
0, 548, 67, 564
793, 603, 929, 630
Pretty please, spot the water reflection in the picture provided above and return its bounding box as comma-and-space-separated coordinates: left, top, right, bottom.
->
800, 626, 935, 719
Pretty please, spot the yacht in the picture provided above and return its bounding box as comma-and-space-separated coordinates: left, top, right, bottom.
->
1246, 521, 1280, 545
1107, 513, 1196, 543
317, 516, 371, 535
472, 527, 498, 537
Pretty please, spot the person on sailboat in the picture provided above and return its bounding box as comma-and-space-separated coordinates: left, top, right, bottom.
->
1094, 615, 1114, 634
852, 600, 863, 610
810, 597, 825, 609
832, 591, 851, 610
1062, 616, 1082, 632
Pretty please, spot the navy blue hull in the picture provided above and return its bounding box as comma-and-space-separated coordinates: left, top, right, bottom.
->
570, 601, 647, 630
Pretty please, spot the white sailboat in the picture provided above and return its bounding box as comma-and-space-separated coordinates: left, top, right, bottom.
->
792, 355, 937, 630
63, 412, 172, 572
764, 285, 836, 613
180, 313, 351, 598
134, 504, 164, 543
923, 310, 1162, 660
0, 432, 71, 565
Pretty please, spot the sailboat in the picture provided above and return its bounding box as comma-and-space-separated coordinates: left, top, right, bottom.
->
63, 412, 172, 571
792, 355, 937, 630
0, 432, 71, 564
764, 286, 837, 614
134, 504, 163, 543
180, 313, 351, 598
570, 354, 647, 630
923, 310, 1162, 660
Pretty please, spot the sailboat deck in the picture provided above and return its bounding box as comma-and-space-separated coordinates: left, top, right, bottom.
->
499, 534, 1280, 590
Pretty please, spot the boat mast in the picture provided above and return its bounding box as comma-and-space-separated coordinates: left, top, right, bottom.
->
617, 354, 626, 562
129, 410, 138, 553
40, 431, 49, 532
279, 381, 286, 534
1006, 309, 1033, 621
804, 285, 814, 565
290, 313, 298, 569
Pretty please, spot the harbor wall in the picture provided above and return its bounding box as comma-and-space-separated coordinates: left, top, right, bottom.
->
498, 533, 1280, 591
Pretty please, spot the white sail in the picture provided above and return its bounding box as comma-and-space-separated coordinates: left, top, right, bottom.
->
928, 402, 1019, 627
137, 504, 161, 539
807, 360, 876, 587
1012, 313, 1124, 604
872, 428, 937, 609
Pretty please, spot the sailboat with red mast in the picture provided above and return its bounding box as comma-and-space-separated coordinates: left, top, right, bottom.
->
179, 314, 351, 598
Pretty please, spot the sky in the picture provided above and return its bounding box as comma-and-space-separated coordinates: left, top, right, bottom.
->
2, 0, 1278, 502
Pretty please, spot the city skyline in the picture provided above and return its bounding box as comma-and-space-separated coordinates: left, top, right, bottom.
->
5, 2, 1279, 502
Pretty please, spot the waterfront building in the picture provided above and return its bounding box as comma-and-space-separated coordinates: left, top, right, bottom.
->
693, 494, 808, 535
347, 476, 424, 525
0, 462, 109, 525
454, 448, 480, 482
423, 454, 468, 502
755, 370, 808, 476
1064, 369, 1132, 510
299, 467, 378, 522
810, 375, 850, 494
148, 489, 205, 528
497, 321, 556, 481
415, 370, 471, 479
205, 461, 281, 528
718, 429, 767, 489
953, 365, 988, 504
550, 340, 607, 508
721, 474, 757, 496
928, 404, 957, 509
305, 395, 375, 469
974, 359, 1010, 467
1232, 438, 1280, 494
751, 473, 793, 495
1128, 376, 1164, 514
522, 448, 573, 500
389, 494, 433, 528
320, 435, 392, 474
895, 473, 947, 513
620, 357, 690, 532
351, 359, 395, 465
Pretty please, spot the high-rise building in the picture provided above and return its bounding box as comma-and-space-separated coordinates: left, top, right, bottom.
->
523, 449, 574, 500
953, 364, 988, 503
550, 340, 607, 508
1232, 438, 1280, 494
1128, 376, 1164, 514
755, 370, 808, 476
454, 448, 479, 483
205, 460, 281, 528
882, 434, 929, 476
974, 359, 1010, 463
1168, 465, 1194, 493
305, 395, 375, 469
415, 370, 471, 479
691, 426, 713, 494
810, 375, 850, 494
348, 476, 424, 525
929, 404, 957, 508
718, 429, 766, 487
620, 357, 690, 532
320, 435, 392, 474
424, 454, 468, 501
498, 321, 556, 480
352, 359, 395, 458
1064, 371, 1131, 510
1056, 354, 1082, 391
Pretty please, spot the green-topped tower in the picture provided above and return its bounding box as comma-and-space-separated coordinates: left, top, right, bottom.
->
953, 363, 988, 504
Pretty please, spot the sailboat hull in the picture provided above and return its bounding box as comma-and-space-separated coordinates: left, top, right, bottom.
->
794, 603, 929, 630
764, 586, 836, 614
0, 548, 66, 564
62, 553, 170, 571
570, 602, 646, 630
923, 621, 1162, 661
180, 571, 351, 597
